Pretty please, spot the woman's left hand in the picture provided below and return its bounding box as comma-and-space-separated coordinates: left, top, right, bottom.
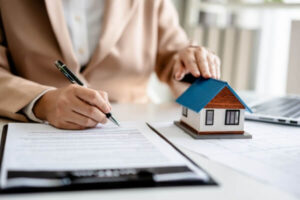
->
173, 45, 221, 81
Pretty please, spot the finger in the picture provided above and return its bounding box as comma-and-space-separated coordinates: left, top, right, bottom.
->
53, 121, 85, 130
214, 56, 221, 79
68, 111, 99, 128
74, 87, 111, 113
176, 65, 186, 80
174, 60, 186, 80
181, 50, 200, 77
207, 55, 216, 79
195, 50, 211, 79
99, 91, 111, 109
71, 96, 108, 123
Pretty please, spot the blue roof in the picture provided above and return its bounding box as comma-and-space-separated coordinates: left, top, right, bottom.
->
176, 78, 252, 113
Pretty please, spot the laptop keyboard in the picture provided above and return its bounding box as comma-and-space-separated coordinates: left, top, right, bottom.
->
252, 97, 300, 119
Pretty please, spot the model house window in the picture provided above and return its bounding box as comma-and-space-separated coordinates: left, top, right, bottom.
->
182, 107, 188, 117
205, 110, 214, 125
225, 110, 240, 125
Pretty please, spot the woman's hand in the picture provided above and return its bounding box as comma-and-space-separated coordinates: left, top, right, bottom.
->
33, 85, 111, 130
173, 45, 221, 81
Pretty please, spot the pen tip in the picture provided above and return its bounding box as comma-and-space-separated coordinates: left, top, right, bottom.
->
110, 116, 120, 127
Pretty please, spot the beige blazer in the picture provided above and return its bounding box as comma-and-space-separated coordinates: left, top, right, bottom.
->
0, 0, 189, 121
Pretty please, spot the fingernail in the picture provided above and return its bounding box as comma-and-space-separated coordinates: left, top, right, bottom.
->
180, 73, 185, 80
204, 73, 211, 78
103, 106, 109, 113
175, 74, 181, 80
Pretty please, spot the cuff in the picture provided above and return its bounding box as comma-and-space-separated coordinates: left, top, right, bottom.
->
22, 89, 55, 123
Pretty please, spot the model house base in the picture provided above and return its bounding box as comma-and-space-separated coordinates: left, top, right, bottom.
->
174, 121, 252, 139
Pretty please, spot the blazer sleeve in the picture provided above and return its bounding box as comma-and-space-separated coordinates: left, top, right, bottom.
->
154, 0, 191, 98
0, 15, 54, 121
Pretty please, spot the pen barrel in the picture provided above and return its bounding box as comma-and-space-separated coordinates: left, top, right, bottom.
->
63, 66, 84, 86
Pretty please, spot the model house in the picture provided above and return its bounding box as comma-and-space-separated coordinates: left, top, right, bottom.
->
176, 78, 252, 136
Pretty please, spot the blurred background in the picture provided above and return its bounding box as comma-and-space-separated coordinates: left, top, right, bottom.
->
147, 0, 300, 103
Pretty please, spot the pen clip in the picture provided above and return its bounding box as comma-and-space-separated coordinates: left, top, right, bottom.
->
63, 72, 77, 84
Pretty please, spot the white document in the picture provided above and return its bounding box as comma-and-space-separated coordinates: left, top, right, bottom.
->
149, 121, 300, 198
0, 122, 209, 188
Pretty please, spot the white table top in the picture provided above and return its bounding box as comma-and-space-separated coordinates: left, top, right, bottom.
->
0, 103, 297, 200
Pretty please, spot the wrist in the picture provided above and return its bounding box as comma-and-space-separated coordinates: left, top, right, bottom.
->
33, 90, 54, 121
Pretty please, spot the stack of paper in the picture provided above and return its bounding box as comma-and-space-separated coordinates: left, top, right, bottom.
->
148, 121, 300, 198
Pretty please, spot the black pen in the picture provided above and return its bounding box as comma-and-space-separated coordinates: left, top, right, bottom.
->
54, 60, 120, 126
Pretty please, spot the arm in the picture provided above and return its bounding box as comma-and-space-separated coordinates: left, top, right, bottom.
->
155, 0, 221, 97
0, 14, 54, 121
0, 12, 111, 129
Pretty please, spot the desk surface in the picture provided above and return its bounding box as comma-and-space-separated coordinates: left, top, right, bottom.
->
0, 103, 297, 200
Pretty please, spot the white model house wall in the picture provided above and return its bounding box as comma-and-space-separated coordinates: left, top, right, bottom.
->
199, 108, 244, 132
181, 107, 245, 132
180, 108, 200, 130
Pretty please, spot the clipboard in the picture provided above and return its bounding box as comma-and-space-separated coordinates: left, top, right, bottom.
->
0, 124, 217, 194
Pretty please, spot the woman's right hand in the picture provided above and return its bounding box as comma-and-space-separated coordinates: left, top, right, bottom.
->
33, 85, 111, 130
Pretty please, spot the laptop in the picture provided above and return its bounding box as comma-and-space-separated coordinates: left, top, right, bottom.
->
245, 95, 300, 126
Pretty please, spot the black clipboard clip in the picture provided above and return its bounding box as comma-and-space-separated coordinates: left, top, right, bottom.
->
60, 169, 154, 186
6, 168, 155, 187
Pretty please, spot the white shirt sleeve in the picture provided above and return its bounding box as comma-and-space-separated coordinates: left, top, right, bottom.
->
22, 89, 55, 123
